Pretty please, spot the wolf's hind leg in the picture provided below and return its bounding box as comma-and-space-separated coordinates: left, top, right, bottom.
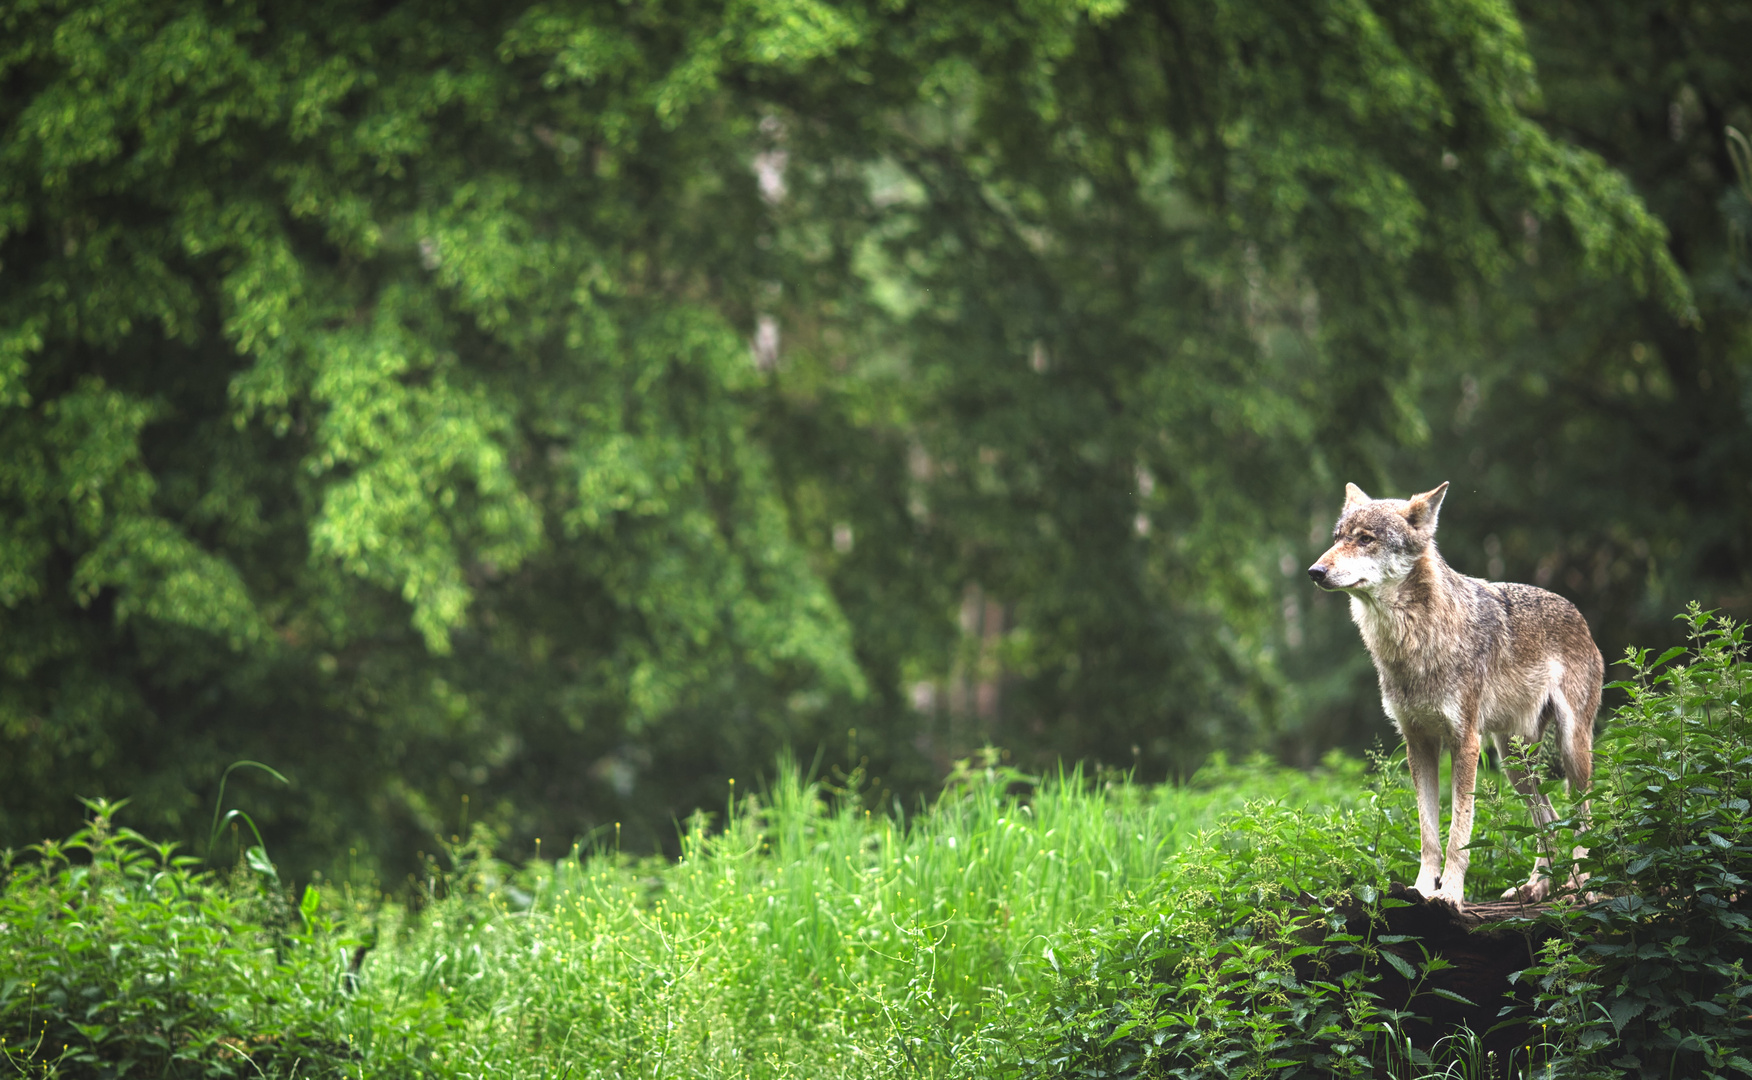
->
1496, 731, 1560, 902
1553, 689, 1595, 896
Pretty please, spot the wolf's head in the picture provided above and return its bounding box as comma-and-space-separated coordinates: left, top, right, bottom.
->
1307, 482, 1447, 593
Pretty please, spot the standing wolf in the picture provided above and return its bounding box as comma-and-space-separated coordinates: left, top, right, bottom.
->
1308, 482, 1601, 910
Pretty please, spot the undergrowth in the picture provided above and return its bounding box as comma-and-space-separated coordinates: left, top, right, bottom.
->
371, 753, 1379, 1079
3, 605, 1747, 1079
1012, 757, 1468, 1078
0, 798, 435, 1078
2, 754, 1363, 1078
1522, 605, 1752, 1079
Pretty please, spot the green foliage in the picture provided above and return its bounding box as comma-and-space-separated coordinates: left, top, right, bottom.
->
0, 798, 422, 1079
1381, 0, 1752, 737
375, 754, 1370, 1079
1519, 606, 1752, 1079
10, 640, 1752, 1080
0, 0, 871, 871
765, 0, 1698, 776
2, 752, 1375, 1079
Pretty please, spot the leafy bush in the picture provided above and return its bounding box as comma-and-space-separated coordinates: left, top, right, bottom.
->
1521, 605, 1752, 1079
0, 799, 415, 1079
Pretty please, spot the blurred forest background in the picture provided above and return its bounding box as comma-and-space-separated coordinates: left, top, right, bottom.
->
1, 0, 1748, 884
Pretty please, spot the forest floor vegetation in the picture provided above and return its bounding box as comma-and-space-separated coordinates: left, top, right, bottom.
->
3, 607, 1747, 1079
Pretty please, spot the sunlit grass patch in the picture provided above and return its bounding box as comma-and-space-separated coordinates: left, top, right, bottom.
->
357, 752, 1381, 1078
6, 748, 1536, 1079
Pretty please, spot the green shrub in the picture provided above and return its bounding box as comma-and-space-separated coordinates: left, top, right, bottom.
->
0, 799, 394, 1079
1521, 605, 1752, 1079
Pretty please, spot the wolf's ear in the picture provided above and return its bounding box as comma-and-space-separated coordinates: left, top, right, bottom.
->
1405, 482, 1449, 530
1342, 483, 1371, 511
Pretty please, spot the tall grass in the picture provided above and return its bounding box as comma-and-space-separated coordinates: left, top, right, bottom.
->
5, 747, 1549, 1078
360, 753, 1378, 1079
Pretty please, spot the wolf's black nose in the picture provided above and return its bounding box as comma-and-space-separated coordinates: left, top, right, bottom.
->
1307, 565, 1327, 584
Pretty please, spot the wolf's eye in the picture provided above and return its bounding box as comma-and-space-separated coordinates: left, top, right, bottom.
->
1357, 533, 1375, 545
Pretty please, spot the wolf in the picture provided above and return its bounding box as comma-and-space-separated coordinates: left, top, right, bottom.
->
1308, 482, 1602, 910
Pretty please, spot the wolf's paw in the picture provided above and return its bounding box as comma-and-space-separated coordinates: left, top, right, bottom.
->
1502, 878, 1551, 903
1409, 881, 1465, 912
1430, 887, 1466, 913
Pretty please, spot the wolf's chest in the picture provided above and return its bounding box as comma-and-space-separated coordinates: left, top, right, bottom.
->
1352, 597, 1471, 671
1351, 596, 1480, 708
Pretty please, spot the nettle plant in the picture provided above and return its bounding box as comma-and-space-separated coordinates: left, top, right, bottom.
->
0, 799, 400, 1079
1523, 605, 1752, 1080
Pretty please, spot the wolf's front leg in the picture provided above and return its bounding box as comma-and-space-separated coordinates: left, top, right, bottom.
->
1403, 728, 1445, 899
1438, 727, 1483, 909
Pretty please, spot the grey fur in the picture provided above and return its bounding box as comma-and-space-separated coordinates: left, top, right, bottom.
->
1308, 482, 1602, 910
